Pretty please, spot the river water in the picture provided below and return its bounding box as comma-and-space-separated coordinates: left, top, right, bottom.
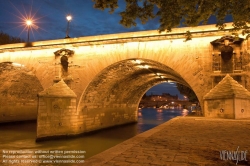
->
0, 108, 190, 165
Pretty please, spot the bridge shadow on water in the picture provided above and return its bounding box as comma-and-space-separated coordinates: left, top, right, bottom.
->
0, 108, 190, 159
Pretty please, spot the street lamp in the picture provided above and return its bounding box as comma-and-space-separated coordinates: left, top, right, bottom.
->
26, 19, 32, 43
65, 15, 72, 38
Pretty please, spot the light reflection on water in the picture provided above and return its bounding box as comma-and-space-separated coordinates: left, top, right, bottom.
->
137, 108, 189, 132
0, 108, 190, 165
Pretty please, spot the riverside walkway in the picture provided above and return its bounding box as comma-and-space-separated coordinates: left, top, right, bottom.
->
83, 116, 250, 166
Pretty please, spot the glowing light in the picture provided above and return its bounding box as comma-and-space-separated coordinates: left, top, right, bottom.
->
182, 109, 189, 116
157, 109, 163, 113
12, 63, 24, 67
65, 15, 73, 38
137, 64, 150, 69
26, 19, 32, 26
6, 2, 46, 41
167, 80, 175, 84
134, 59, 141, 64
66, 15, 72, 21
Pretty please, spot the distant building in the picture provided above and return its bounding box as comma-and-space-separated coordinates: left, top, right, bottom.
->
162, 93, 178, 100
142, 93, 178, 102
140, 93, 191, 108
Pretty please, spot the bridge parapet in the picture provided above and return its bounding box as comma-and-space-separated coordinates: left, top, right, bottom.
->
0, 23, 242, 52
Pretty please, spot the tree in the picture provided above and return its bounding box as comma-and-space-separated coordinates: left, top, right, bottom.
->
93, 0, 250, 38
142, 93, 147, 99
0, 31, 24, 45
176, 83, 198, 102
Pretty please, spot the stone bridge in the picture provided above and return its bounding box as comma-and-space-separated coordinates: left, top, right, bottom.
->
1, 23, 250, 139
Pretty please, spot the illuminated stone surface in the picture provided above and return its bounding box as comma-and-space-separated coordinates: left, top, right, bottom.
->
0, 62, 43, 122
0, 23, 250, 137
39, 79, 76, 97
204, 74, 250, 119
37, 80, 77, 140
83, 117, 250, 166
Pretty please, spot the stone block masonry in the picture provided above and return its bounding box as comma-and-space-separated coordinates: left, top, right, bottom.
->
36, 80, 78, 141
83, 117, 250, 166
204, 74, 250, 119
36, 79, 138, 140
0, 62, 43, 123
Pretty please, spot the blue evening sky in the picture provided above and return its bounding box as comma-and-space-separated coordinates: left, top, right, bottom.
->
0, 0, 232, 99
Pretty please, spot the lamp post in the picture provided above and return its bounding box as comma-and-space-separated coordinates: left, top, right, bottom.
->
65, 15, 72, 38
26, 19, 32, 43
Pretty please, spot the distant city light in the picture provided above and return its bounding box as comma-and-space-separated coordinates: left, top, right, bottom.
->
157, 109, 163, 113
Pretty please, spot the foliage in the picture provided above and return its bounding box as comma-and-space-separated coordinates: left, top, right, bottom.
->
142, 93, 147, 99
0, 31, 24, 45
176, 83, 198, 102
93, 0, 250, 38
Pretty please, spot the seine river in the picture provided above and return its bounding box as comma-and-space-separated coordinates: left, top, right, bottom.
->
0, 108, 190, 165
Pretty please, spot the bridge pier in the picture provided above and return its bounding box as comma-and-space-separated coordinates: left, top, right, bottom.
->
36, 79, 138, 141
78, 106, 138, 133
204, 74, 250, 119
36, 80, 78, 141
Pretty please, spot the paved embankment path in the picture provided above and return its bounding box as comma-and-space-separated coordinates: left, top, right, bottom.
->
83, 116, 250, 166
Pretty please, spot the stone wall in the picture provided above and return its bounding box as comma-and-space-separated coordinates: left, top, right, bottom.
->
36, 80, 77, 140
79, 107, 137, 133
235, 99, 250, 119
0, 62, 43, 122
37, 97, 78, 140
204, 99, 234, 119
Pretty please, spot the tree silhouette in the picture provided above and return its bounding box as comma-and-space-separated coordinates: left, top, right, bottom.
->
0, 31, 24, 45
93, 0, 250, 37
176, 83, 198, 102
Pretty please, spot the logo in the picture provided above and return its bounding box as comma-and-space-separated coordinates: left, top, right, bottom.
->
220, 146, 247, 165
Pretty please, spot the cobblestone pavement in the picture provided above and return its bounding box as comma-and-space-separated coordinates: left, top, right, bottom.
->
83, 117, 250, 166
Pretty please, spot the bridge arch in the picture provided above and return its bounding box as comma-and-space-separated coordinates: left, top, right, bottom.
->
71, 34, 213, 113
0, 50, 57, 90
77, 58, 198, 131
0, 61, 43, 122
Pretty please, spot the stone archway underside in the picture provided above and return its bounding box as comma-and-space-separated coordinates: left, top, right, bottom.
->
77, 58, 191, 132
0, 62, 43, 123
